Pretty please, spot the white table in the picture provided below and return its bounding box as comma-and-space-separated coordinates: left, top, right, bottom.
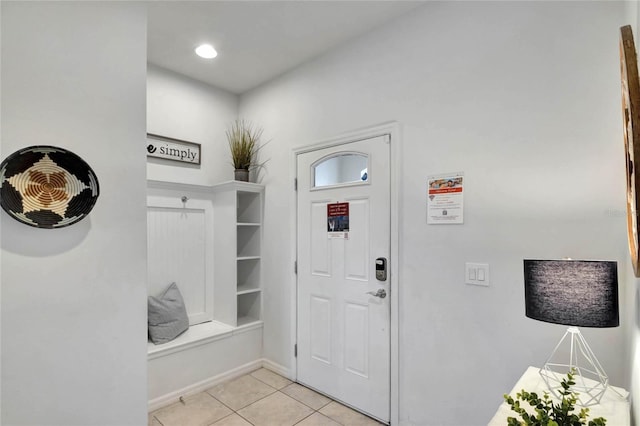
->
489, 366, 630, 425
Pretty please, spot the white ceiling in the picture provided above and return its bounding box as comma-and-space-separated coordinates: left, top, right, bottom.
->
147, 1, 424, 94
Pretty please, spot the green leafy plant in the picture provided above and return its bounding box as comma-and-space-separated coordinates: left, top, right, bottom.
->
226, 119, 265, 171
503, 370, 606, 426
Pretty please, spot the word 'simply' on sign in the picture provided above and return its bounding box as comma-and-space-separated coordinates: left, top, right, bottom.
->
147, 133, 201, 165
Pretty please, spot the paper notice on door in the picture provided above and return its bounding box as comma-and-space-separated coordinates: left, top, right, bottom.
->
328, 202, 349, 239
427, 173, 464, 224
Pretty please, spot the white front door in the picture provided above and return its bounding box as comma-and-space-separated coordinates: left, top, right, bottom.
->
296, 135, 391, 423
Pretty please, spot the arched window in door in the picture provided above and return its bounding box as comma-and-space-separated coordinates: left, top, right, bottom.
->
312, 152, 368, 188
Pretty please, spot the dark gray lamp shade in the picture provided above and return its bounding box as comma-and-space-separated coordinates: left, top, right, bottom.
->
523, 260, 619, 328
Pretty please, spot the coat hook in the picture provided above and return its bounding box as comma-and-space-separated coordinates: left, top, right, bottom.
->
181, 196, 188, 203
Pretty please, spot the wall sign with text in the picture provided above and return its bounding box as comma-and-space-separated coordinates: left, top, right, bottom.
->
328, 202, 349, 239
427, 172, 464, 224
147, 133, 201, 165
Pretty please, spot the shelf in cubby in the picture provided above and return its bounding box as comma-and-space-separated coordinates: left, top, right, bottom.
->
237, 256, 260, 261
237, 224, 260, 258
237, 257, 260, 294
237, 315, 262, 327
237, 291, 261, 327
213, 181, 263, 328
237, 287, 261, 296
237, 192, 261, 223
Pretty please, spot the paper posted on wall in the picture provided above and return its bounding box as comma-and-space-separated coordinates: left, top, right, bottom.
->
327, 202, 349, 239
427, 173, 464, 224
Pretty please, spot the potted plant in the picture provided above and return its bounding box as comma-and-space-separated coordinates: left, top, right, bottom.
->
503, 370, 606, 426
226, 119, 265, 182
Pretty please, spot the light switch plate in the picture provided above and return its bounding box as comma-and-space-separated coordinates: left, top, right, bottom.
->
466, 262, 490, 286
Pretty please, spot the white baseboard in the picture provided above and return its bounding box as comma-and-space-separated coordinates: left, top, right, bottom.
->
148, 358, 293, 412
148, 359, 263, 412
261, 358, 292, 380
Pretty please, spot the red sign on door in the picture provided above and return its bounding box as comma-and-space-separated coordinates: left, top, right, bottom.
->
327, 202, 349, 237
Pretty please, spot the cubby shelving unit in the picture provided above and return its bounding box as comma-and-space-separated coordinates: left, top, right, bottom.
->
213, 181, 264, 327
147, 180, 265, 407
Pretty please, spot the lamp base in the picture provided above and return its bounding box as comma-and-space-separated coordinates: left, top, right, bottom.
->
539, 327, 608, 406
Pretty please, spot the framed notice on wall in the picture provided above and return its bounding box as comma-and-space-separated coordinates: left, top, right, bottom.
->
427, 172, 464, 224
146, 133, 201, 165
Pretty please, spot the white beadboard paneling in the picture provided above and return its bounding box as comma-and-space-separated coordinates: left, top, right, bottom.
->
147, 196, 214, 325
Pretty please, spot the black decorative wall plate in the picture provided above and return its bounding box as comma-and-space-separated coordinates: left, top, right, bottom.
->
0, 146, 99, 229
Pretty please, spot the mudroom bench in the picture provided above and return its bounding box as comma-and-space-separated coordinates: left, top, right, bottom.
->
148, 321, 263, 411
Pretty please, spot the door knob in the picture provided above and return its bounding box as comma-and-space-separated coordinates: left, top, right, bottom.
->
366, 289, 387, 299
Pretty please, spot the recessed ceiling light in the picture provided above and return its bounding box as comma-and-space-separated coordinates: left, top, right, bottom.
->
195, 44, 217, 59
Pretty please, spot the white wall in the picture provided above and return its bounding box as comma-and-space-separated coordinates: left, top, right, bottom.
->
0, 2, 4, 420
239, 2, 630, 424
626, 263, 639, 423
147, 64, 238, 186
1, 2, 148, 425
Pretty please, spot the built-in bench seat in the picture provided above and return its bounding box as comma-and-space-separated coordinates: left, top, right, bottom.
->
147, 320, 235, 360
147, 320, 264, 411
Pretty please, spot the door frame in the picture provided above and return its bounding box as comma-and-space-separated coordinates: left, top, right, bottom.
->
290, 121, 401, 425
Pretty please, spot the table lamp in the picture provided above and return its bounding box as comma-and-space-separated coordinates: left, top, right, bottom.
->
523, 259, 619, 406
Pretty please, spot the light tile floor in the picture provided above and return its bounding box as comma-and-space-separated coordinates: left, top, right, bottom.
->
149, 368, 383, 426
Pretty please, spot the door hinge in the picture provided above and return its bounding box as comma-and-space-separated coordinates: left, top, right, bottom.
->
294, 178, 298, 191
294, 261, 298, 274
294, 344, 297, 357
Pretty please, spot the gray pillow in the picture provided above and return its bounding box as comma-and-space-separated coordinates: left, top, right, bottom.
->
148, 282, 189, 344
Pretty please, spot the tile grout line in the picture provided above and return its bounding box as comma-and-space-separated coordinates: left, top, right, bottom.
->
230, 388, 333, 426
202, 371, 283, 425
226, 377, 322, 415
205, 411, 251, 426
204, 387, 252, 413
222, 387, 306, 426
233, 407, 256, 426
248, 370, 295, 392
151, 370, 375, 426
291, 410, 317, 426
224, 387, 279, 412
